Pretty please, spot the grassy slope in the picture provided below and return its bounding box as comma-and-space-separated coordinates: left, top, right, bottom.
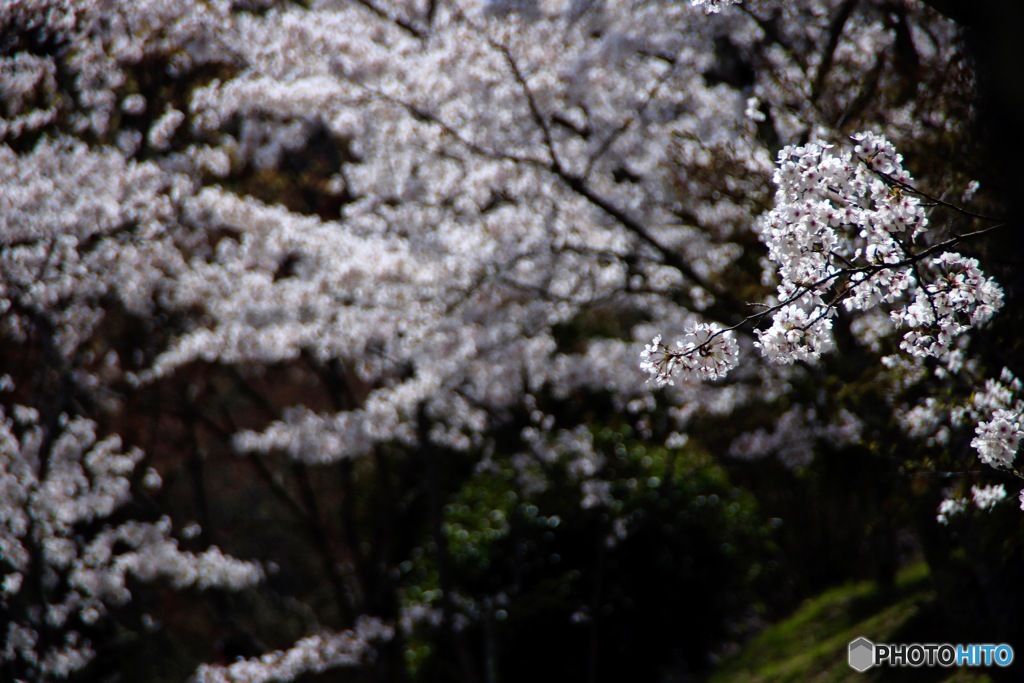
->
704, 563, 993, 683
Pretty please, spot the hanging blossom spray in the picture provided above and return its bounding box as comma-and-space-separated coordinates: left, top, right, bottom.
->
642, 132, 1016, 504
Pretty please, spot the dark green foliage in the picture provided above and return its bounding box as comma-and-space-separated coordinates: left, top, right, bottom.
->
402, 427, 778, 682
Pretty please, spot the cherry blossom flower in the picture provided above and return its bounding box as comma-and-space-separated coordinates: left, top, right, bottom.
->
640, 323, 739, 385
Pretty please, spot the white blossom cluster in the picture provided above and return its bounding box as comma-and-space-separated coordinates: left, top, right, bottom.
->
972, 483, 1007, 510
936, 495, 967, 525
690, 0, 742, 14
0, 138, 194, 363
756, 132, 1002, 366
937, 484, 1008, 524
192, 616, 393, 683
640, 323, 739, 386
899, 397, 951, 447
728, 406, 863, 470
893, 252, 1004, 361
971, 411, 1023, 470
647, 132, 1003, 386
518, 422, 614, 509
0, 0, 238, 141
956, 369, 1024, 471
398, 602, 444, 637
0, 399, 261, 678
905, 365, 1024, 528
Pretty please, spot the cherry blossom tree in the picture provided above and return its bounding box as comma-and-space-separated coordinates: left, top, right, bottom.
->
2, 0, 1021, 680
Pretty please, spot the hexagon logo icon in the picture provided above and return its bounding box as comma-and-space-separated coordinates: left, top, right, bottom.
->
848, 637, 875, 672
